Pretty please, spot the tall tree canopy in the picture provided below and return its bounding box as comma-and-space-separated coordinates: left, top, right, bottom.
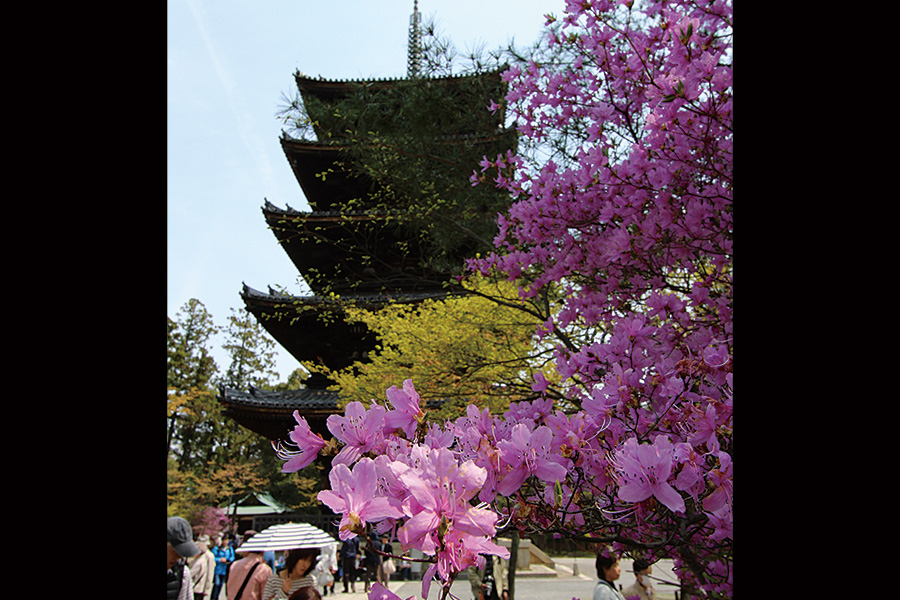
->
167, 299, 322, 526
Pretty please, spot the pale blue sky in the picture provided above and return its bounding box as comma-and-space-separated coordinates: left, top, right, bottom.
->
167, 0, 565, 380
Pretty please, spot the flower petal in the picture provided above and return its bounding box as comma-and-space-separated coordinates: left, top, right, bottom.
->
654, 482, 686, 513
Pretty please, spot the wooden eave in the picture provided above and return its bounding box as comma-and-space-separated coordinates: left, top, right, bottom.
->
294, 69, 510, 141
261, 202, 447, 295
239, 284, 460, 376
279, 137, 377, 212
293, 69, 503, 100
279, 130, 516, 211
218, 385, 342, 440
240, 285, 377, 374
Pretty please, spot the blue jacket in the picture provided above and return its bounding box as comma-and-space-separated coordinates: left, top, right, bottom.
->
212, 545, 235, 576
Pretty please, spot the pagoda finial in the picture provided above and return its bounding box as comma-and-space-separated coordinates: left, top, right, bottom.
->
407, 0, 423, 78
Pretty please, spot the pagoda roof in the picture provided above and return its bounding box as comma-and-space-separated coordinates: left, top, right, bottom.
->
218, 383, 450, 441
279, 130, 517, 213
293, 69, 509, 143
278, 137, 376, 212
240, 284, 460, 376
293, 68, 505, 98
262, 201, 451, 295
218, 384, 342, 440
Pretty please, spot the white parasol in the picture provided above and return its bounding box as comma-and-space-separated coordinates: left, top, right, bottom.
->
236, 522, 337, 553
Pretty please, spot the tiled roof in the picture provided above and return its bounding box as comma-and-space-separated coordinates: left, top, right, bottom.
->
219, 384, 342, 411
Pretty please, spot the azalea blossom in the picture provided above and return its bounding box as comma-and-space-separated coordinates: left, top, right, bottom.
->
273, 411, 327, 473
317, 457, 403, 540
327, 401, 386, 465
383, 378, 425, 439
393, 447, 499, 554
702, 451, 733, 514
496, 424, 568, 496
421, 530, 509, 600
612, 437, 685, 514
690, 403, 721, 454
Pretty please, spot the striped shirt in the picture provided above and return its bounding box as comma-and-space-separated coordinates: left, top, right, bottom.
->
262, 574, 316, 600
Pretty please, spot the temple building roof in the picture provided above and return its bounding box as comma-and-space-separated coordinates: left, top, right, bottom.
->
293, 69, 510, 143
218, 381, 448, 441
261, 200, 449, 295
218, 384, 342, 440
240, 284, 461, 387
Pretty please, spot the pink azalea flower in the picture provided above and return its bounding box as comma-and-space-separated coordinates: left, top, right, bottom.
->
702, 343, 730, 368
423, 422, 455, 449
274, 411, 328, 473
706, 503, 732, 542
702, 451, 732, 514
317, 457, 403, 540
531, 371, 550, 392
613, 436, 685, 514
383, 379, 425, 439
496, 424, 568, 496
672, 442, 705, 501
690, 404, 721, 453
393, 447, 499, 554
327, 401, 386, 465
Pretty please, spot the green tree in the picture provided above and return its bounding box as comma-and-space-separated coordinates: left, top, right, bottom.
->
309, 274, 559, 418
217, 307, 279, 390
268, 367, 310, 392
168, 300, 321, 515
167, 299, 219, 468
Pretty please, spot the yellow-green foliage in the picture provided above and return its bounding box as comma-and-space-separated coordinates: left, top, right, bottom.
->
307, 276, 557, 419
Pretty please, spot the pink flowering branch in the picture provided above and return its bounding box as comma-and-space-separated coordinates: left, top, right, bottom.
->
275, 0, 733, 597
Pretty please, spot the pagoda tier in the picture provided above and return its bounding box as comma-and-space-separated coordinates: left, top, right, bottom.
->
218, 383, 449, 441
294, 70, 508, 143
218, 385, 342, 441
278, 138, 375, 213
240, 283, 460, 387
262, 200, 447, 296
279, 131, 516, 214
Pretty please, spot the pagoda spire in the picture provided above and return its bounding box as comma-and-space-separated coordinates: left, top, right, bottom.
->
407, 0, 423, 78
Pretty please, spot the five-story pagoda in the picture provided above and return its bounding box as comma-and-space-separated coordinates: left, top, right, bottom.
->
218, 2, 516, 442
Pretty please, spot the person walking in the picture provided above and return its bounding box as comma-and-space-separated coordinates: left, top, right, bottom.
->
621, 559, 655, 600
338, 537, 359, 593
212, 536, 236, 600
168, 517, 201, 600
226, 542, 272, 600
467, 552, 508, 600
593, 552, 626, 600
189, 534, 217, 600
362, 537, 382, 593
314, 543, 338, 596
377, 538, 395, 589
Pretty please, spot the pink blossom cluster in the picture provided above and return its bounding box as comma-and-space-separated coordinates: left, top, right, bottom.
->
278, 368, 731, 598
466, 0, 732, 596
277, 0, 733, 597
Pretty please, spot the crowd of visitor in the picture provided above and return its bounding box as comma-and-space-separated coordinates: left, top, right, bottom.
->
168, 517, 419, 600
169, 517, 661, 600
